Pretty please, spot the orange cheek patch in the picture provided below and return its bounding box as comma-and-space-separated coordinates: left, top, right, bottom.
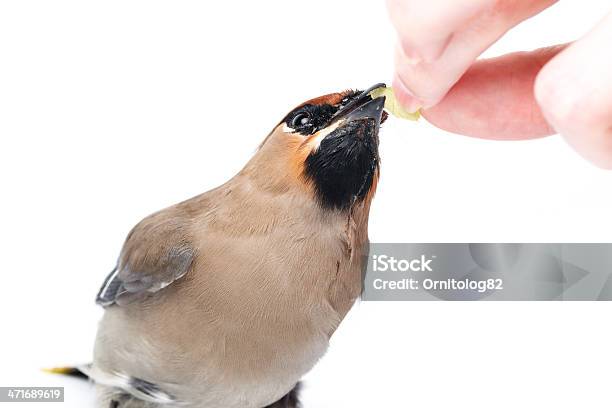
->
285, 136, 315, 193
364, 168, 380, 204
300, 133, 320, 150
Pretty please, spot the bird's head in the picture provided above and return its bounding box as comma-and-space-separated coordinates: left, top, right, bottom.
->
245, 84, 387, 211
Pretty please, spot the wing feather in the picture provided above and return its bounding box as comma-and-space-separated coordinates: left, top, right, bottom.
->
96, 210, 195, 307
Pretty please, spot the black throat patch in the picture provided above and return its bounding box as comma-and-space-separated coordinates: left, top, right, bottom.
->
304, 120, 379, 210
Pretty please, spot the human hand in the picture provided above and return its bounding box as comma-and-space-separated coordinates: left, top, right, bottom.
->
387, 0, 612, 168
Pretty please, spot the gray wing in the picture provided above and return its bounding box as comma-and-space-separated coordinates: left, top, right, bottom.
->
96, 212, 195, 307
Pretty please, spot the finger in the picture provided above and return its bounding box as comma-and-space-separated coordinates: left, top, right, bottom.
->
386, 0, 492, 62
421, 45, 566, 140
534, 10, 612, 168
392, 0, 557, 112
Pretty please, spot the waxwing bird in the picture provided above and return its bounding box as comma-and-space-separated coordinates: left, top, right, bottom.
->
76, 84, 387, 408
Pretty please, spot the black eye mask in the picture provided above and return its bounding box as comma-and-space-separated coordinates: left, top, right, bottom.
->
284, 104, 337, 135
283, 88, 364, 136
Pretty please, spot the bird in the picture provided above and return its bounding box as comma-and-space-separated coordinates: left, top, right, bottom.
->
71, 84, 387, 408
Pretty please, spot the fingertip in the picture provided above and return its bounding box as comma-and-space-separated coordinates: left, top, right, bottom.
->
533, 55, 571, 130
392, 45, 440, 108
392, 76, 424, 113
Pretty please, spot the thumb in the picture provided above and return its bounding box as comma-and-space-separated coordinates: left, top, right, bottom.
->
535, 10, 612, 168
422, 45, 566, 140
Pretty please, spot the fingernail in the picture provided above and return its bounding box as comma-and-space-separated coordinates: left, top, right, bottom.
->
392, 76, 424, 113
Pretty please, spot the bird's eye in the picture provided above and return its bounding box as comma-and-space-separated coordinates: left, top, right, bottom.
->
291, 112, 311, 128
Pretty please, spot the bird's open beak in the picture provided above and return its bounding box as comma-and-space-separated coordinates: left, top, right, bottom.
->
332, 83, 387, 127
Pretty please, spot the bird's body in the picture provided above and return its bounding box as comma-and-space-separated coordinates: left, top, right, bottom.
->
89, 85, 387, 408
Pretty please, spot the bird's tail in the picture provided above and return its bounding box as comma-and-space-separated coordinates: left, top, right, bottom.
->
42, 365, 92, 381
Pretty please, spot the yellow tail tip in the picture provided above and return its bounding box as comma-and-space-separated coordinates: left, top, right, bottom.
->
42, 367, 74, 375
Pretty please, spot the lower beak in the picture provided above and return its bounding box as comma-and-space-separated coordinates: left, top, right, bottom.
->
343, 96, 386, 124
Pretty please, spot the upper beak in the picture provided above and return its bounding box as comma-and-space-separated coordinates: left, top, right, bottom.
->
332, 83, 386, 125
344, 96, 385, 124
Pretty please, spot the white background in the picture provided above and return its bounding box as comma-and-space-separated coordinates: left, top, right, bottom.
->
1, 1, 612, 407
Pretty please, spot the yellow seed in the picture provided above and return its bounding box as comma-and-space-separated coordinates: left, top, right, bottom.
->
369, 87, 420, 121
